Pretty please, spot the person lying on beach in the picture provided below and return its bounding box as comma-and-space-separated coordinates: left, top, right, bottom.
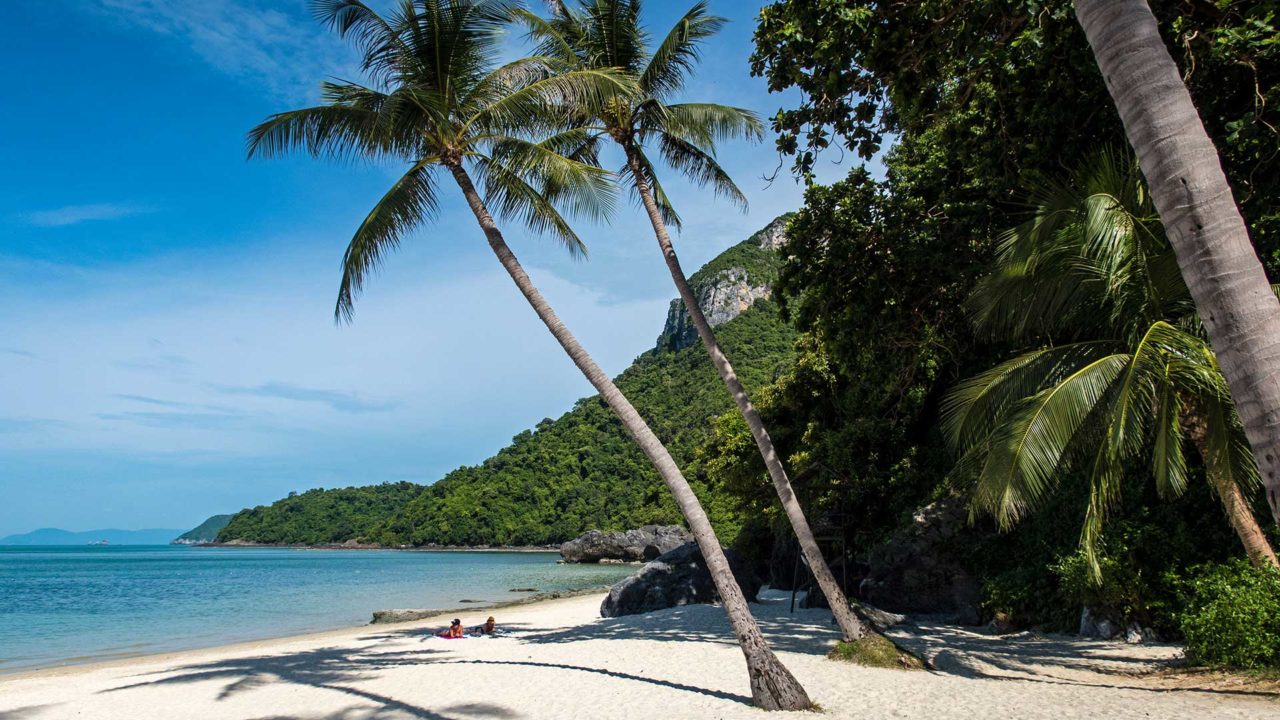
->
435, 619, 465, 639
467, 616, 497, 636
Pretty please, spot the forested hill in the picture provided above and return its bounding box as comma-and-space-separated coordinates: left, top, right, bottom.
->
216, 218, 795, 547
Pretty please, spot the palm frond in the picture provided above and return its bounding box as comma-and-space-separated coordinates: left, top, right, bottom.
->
942, 342, 1114, 454
486, 130, 615, 223
652, 102, 764, 146
1080, 438, 1124, 580
247, 101, 393, 163
654, 133, 747, 209
1201, 394, 1263, 496
468, 151, 600, 257
311, 0, 403, 86
971, 354, 1130, 528
336, 157, 440, 322
1149, 369, 1188, 499
638, 1, 724, 99
466, 66, 636, 137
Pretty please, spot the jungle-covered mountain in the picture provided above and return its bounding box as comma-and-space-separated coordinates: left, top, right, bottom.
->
216, 218, 793, 547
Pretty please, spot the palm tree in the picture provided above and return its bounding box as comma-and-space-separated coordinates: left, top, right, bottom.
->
1075, 0, 1280, 528
942, 151, 1278, 573
522, 0, 869, 643
247, 0, 811, 709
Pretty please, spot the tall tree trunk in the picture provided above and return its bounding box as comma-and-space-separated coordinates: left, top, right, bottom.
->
1181, 409, 1280, 569
1076, 0, 1280, 527
623, 149, 869, 643
445, 162, 812, 711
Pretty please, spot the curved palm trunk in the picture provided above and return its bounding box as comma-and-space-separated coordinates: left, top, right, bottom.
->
1076, 0, 1280, 527
445, 162, 812, 711
1181, 409, 1279, 569
623, 150, 869, 643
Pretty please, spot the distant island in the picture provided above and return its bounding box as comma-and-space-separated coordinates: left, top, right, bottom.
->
171, 515, 233, 545
0, 527, 188, 546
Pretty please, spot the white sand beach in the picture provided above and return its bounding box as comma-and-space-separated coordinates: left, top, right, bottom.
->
1, 590, 1274, 720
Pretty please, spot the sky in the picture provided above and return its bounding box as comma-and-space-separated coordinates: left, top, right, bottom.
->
0, 0, 852, 536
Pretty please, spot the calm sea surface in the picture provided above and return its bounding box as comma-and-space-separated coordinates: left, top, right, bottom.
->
0, 545, 634, 673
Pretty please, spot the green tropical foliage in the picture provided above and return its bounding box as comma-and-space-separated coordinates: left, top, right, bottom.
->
1181, 560, 1280, 669
217, 228, 796, 546
219, 483, 424, 545
174, 515, 233, 543
942, 151, 1266, 569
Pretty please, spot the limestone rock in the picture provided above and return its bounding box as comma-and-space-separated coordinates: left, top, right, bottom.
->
559, 525, 691, 564
600, 542, 762, 617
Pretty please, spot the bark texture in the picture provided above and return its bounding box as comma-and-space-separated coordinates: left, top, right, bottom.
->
624, 148, 869, 642
446, 163, 812, 711
1181, 409, 1279, 569
1076, 0, 1280, 526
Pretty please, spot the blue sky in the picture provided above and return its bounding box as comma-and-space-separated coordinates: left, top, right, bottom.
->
0, 0, 847, 536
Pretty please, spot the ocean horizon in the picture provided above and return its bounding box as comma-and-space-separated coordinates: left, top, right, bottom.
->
0, 545, 634, 674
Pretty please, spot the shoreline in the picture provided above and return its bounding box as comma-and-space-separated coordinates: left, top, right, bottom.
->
3, 590, 1272, 720
0, 590, 605, 683
195, 542, 563, 553
0, 585, 615, 679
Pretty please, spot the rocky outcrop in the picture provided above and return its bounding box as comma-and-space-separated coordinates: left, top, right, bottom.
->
658, 269, 772, 351
859, 498, 983, 625
1079, 608, 1159, 644
753, 215, 789, 251
559, 525, 691, 564
654, 216, 788, 352
600, 542, 762, 617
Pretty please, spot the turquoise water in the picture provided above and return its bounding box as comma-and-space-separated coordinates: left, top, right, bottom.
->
0, 545, 633, 673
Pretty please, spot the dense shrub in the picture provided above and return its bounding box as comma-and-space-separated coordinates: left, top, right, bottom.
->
1181, 561, 1280, 669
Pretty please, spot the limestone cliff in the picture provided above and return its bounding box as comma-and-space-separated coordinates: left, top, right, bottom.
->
655, 215, 790, 352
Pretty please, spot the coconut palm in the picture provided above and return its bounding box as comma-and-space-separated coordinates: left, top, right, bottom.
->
1076, 0, 1280, 528
942, 151, 1278, 573
521, 0, 869, 643
246, 0, 810, 709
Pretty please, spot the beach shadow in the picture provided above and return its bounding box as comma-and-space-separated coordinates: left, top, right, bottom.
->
247, 702, 520, 720
887, 622, 1279, 700
432, 659, 752, 705
518, 592, 840, 656
0, 704, 59, 720
101, 646, 476, 719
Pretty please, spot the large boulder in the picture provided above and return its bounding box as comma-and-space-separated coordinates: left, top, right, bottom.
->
559, 525, 691, 564
600, 542, 762, 617
858, 498, 983, 625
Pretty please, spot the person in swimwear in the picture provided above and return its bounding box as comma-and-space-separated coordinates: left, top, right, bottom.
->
436, 618, 465, 638
471, 616, 496, 635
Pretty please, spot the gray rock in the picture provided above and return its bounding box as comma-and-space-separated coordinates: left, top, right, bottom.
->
851, 601, 906, 632
1079, 606, 1123, 640
559, 525, 691, 564
754, 215, 789, 251
600, 542, 762, 618
371, 609, 442, 624
1124, 621, 1143, 645
858, 498, 983, 625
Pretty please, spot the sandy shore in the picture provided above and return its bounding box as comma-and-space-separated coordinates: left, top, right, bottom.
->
1, 590, 1274, 720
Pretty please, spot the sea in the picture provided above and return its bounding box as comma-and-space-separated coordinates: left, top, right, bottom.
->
0, 545, 635, 674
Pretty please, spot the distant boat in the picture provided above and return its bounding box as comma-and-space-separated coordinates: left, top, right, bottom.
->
87, 540, 109, 546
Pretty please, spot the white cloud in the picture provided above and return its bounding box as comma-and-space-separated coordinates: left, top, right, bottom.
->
22, 203, 152, 227
95, 0, 356, 101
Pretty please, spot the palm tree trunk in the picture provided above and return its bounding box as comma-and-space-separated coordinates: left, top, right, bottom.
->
1181, 409, 1280, 569
623, 149, 869, 643
445, 162, 812, 711
1076, 0, 1280, 528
